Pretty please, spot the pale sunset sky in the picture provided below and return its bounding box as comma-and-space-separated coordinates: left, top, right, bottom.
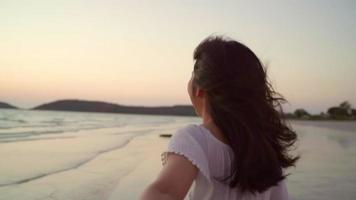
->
0, 0, 355, 113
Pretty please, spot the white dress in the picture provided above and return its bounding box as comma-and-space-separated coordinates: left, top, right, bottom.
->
161, 124, 290, 200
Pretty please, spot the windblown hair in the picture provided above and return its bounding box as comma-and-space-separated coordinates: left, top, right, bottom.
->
192, 36, 299, 193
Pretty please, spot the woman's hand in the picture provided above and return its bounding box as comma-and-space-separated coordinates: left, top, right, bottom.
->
140, 152, 198, 200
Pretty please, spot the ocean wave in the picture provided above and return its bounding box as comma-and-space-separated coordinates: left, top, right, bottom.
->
0, 134, 139, 187
0, 124, 130, 142
0, 136, 77, 143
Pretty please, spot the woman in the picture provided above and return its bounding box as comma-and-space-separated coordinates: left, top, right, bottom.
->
140, 36, 299, 200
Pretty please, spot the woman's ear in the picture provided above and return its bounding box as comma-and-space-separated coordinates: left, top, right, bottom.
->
195, 88, 205, 97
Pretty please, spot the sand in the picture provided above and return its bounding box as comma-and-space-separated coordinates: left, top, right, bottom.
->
0, 132, 170, 200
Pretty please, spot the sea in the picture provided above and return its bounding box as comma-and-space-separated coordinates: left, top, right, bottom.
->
0, 109, 355, 200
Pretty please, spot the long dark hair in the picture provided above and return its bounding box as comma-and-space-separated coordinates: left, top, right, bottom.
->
192, 36, 299, 193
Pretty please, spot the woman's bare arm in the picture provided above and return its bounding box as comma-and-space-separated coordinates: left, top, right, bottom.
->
140, 153, 198, 200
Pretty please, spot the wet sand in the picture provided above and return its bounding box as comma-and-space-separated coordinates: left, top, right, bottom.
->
0, 132, 170, 200
108, 133, 169, 200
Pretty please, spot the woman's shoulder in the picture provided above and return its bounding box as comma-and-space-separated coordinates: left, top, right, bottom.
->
167, 124, 203, 146
176, 123, 200, 132
172, 124, 207, 144
269, 179, 289, 200
176, 124, 232, 150
175, 124, 201, 135
163, 124, 211, 179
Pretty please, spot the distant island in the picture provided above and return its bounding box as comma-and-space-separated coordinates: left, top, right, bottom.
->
1, 99, 355, 120
0, 101, 17, 109
33, 99, 196, 116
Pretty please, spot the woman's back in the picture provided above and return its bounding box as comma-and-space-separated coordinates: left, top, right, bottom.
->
162, 124, 289, 200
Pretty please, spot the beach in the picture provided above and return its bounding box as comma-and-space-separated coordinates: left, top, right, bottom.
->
0, 109, 356, 200
0, 109, 198, 200
0, 131, 169, 200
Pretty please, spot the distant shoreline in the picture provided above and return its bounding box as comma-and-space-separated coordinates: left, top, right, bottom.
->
1, 99, 355, 120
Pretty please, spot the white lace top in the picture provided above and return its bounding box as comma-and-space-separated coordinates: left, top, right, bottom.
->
161, 124, 290, 200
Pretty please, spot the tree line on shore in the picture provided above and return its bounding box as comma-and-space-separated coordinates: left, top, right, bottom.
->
285, 101, 356, 120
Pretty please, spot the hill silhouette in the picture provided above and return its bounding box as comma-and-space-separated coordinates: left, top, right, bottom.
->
0, 102, 17, 109
33, 99, 196, 116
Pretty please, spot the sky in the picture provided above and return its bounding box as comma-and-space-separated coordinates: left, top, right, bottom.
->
0, 0, 355, 113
